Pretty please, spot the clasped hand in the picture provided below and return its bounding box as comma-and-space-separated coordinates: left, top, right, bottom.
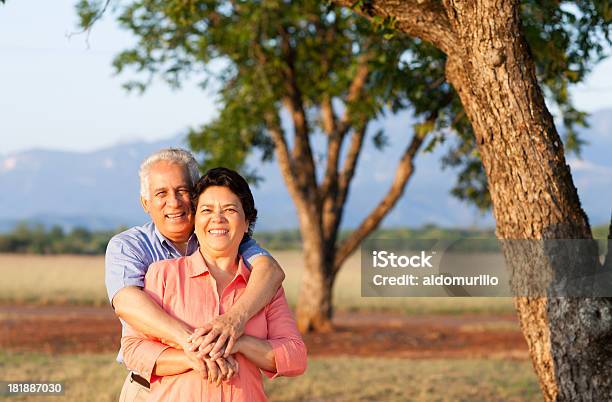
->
182, 312, 247, 385
184, 345, 239, 386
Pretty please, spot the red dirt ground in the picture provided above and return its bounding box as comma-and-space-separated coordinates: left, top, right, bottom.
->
0, 305, 528, 359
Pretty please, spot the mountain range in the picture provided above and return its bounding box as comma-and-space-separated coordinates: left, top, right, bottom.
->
1, 109, 610, 232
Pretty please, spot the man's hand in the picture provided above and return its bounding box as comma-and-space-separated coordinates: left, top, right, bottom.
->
188, 310, 248, 359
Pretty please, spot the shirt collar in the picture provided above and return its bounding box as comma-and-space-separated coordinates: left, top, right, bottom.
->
153, 224, 197, 255
186, 248, 251, 282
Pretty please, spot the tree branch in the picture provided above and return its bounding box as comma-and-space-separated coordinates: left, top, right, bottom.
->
321, 49, 372, 202
337, 124, 368, 210
320, 96, 342, 195
334, 126, 428, 272
263, 110, 304, 205
337, 53, 372, 136
333, 0, 458, 56
278, 25, 319, 197
321, 95, 338, 136
70, 0, 113, 45
321, 123, 369, 249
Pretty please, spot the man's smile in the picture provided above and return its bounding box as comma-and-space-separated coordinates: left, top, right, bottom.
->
165, 212, 188, 221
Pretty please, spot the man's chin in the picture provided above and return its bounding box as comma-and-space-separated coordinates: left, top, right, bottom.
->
160, 221, 194, 236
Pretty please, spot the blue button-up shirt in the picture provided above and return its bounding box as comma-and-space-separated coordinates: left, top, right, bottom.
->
105, 221, 270, 303
105, 221, 271, 362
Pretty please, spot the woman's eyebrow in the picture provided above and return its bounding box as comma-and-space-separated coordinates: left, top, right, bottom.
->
198, 202, 239, 207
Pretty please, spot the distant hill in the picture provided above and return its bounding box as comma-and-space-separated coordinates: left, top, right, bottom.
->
1, 109, 610, 232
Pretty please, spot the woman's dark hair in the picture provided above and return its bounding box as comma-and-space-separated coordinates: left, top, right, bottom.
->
192, 167, 257, 239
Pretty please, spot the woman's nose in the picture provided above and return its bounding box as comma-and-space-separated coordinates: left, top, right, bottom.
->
212, 209, 226, 221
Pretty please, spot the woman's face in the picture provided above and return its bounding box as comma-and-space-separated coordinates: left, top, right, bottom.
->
195, 185, 249, 257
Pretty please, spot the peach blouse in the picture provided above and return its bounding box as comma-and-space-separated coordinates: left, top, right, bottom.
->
121, 250, 307, 401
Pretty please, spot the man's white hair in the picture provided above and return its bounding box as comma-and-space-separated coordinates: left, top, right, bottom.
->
139, 148, 200, 199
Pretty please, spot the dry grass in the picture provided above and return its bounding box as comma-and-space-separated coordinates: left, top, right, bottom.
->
0, 253, 533, 401
0, 252, 515, 314
0, 351, 541, 402
0, 254, 107, 306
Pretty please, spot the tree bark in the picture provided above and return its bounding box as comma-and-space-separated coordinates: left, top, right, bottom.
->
295, 229, 336, 333
266, 109, 337, 332
441, 2, 612, 400
333, 0, 612, 400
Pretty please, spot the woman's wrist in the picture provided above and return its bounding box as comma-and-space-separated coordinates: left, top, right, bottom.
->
231, 336, 248, 354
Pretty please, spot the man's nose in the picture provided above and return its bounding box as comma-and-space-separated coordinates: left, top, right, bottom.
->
167, 191, 182, 207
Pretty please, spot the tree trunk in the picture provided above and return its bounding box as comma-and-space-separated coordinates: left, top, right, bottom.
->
441, 1, 612, 400
331, 0, 612, 398
295, 221, 336, 333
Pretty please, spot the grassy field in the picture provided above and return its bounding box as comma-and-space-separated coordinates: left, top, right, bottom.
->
0, 253, 536, 401
0, 252, 515, 314
0, 351, 541, 401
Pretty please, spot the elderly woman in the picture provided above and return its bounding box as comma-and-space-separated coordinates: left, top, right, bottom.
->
121, 167, 307, 401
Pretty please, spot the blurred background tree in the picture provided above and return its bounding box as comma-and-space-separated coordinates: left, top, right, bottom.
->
76, 0, 611, 334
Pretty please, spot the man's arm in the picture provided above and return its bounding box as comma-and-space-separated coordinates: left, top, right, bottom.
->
113, 287, 192, 349
106, 237, 193, 350
192, 254, 285, 358
119, 260, 238, 385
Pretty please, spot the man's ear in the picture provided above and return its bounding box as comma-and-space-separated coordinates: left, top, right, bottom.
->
140, 196, 150, 214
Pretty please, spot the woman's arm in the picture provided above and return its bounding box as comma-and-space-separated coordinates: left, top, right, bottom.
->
123, 331, 240, 383
226, 287, 307, 378
232, 335, 276, 372
152, 347, 193, 376
261, 287, 307, 378
121, 329, 175, 382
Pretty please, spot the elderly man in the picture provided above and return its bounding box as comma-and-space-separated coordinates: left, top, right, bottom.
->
106, 148, 285, 401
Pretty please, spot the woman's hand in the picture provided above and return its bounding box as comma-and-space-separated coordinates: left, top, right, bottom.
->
203, 355, 239, 385
184, 349, 208, 377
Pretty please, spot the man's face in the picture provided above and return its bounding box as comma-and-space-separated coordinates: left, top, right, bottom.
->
140, 161, 194, 243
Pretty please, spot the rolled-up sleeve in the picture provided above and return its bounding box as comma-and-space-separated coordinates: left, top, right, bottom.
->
261, 288, 307, 379
105, 236, 148, 304
239, 238, 271, 268
121, 327, 171, 382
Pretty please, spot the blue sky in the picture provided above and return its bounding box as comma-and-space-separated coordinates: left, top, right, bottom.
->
1, 0, 612, 155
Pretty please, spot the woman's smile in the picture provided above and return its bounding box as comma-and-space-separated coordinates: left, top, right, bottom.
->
208, 228, 229, 236
195, 185, 248, 255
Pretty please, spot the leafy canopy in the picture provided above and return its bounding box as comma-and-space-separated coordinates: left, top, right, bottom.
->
77, 0, 611, 210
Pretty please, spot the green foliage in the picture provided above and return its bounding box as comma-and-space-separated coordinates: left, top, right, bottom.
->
76, 0, 612, 212
0, 224, 125, 255
76, 0, 452, 179
255, 225, 500, 251
1, 223, 607, 254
